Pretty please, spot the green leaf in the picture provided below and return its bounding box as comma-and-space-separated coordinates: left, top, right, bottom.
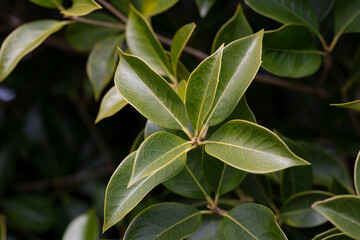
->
115, 50, 188, 130
62, 210, 99, 240
126, 5, 173, 79
313, 228, 341, 240
175, 79, 187, 101
212, 4, 253, 53
0, 20, 69, 82
188, 220, 219, 240
334, 0, 360, 40
171, 23, 196, 76
185, 45, 223, 134
195, 0, 217, 17
203, 30, 263, 127
241, 174, 273, 206
205, 120, 309, 173
313, 195, 360, 239
129, 132, 191, 186
280, 191, 334, 228
29, 0, 61, 8
163, 146, 212, 199
144, 120, 187, 139
280, 165, 313, 200
133, 0, 179, 17
66, 13, 122, 51
103, 151, 186, 232
355, 151, 360, 196
87, 35, 124, 100
262, 24, 322, 78
124, 203, 202, 240
329, 176, 354, 195
245, 0, 319, 34
310, 0, 335, 20
95, 86, 128, 123
321, 233, 354, 240
110, 0, 130, 14
0, 215, 6, 240
331, 100, 360, 113
218, 203, 287, 240
61, 0, 101, 16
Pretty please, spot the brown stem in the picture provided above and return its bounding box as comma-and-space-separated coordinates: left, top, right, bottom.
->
317, 54, 333, 88
70, 16, 125, 29
96, 0, 128, 23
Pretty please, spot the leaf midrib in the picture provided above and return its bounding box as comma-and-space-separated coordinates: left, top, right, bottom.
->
225, 214, 258, 239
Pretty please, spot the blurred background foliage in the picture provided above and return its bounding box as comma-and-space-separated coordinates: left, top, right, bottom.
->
0, 0, 359, 239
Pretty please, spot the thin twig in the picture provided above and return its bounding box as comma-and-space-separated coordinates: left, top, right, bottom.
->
96, 0, 127, 23
317, 54, 333, 88
70, 16, 125, 29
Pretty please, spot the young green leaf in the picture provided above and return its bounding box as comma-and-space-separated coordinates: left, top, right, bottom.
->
280, 191, 334, 228
29, 0, 61, 8
103, 151, 186, 232
129, 132, 191, 186
245, 0, 319, 34
115, 50, 188, 130
133, 0, 179, 17
95, 86, 128, 123
171, 23, 196, 76
61, 0, 101, 16
331, 100, 360, 113
87, 35, 124, 100
126, 5, 173, 79
212, 4, 253, 53
195, 0, 217, 17
205, 120, 309, 173
355, 151, 360, 196
280, 165, 313, 200
218, 203, 287, 240
262, 24, 323, 78
313, 228, 341, 240
185, 45, 223, 134
0, 215, 6, 240
310, 0, 335, 20
163, 146, 212, 199
0, 20, 69, 82
312, 195, 360, 239
124, 203, 202, 240
62, 210, 99, 240
203, 30, 263, 127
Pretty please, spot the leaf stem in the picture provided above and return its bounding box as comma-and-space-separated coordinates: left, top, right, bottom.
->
316, 32, 329, 52
183, 127, 194, 140
96, 0, 128, 23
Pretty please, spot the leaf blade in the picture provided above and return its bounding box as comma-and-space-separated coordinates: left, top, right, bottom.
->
331, 100, 360, 113
61, 0, 101, 16
62, 210, 99, 240
355, 151, 360, 196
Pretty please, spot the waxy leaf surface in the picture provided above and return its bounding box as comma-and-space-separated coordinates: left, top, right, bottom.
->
206, 120, 309, 173
62, 210, 99, 240
61, 0, 101, 16
124, 203, 201, 240
331, 100, 360, 113
0, 20, 69, 82
218, 204, 286, 240
115, 51, 187, 130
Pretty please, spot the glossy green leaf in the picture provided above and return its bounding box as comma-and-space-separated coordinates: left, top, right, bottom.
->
171, 23, 196, 76
0, 215, 5, 240
163, 146, 212, 199
313, 195, 360, 239
115, 50, 188, 130
329, 176, 353, 195
124, 203, 202, 240
133, 0, 179, 17
262, 24, 322, 78
188, 220, 219, 240
29, 0, 61, 8
280, 191, 333, 228
87, 35, 124, 100
195, 0, 217, 17
245, 0, 319, 34
126, 5, 173, 78
212, 4, 253, 53
206, 120, 309, 173
355, 151, 360, 196
103, 151, 186, 232
241, 174, 273, 206
66, 13, 121, 51
310, 0, 335, 20
185, 45, 223, 134
61, 0, 101, 16
331, 100, 360, 113
0, 20, 69, 82
129, 132, 191, 186
204, 31, 263, 127
334, 0, 360, 42
218, 203, 287, 240
95, 86, 128, 123
144, 120, 187, 139
322, 233, 354, 240
313, 228, 341, 240
62, 210, 99, 240
280, 165, 313, 200
175, 79, 187, 101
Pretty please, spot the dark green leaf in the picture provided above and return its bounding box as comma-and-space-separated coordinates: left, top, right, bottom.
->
322, 233, 354, 240
262, 24, 322, 78
87, 35, 124, 100
334, 0, 360, 42
61, 0, 101, 16
103, 151, 186, 232
124, 203, 202, 240
188, 220, 219, 240
355, 151, 360, 196
280, 191, 333, 228
133, 0, 179, 17
206, 120, 309, 173
29, 0, 61, 8
115, 50, 188, 130
62, 210, 99, 240
241, 174, 273, 206
331, 100, 360, 113
212, 4, 253, 53
280, 165, 313, 200
163, 146, 212, 199
126, 5, 174, 79
171, 23, 196, 76
310, 0, 335, 20
218, 204, 287, 239
329, 176, 354, 195
313, 195, 360, 239
0, 20, 69, 82
110, 0, 130, 14
195, 0, 217, 17
204, 30, 263, 127
95, 86, 128, 123
185, 45, 223, 134
313, 228, 341, 240
129, 132, 191, 185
